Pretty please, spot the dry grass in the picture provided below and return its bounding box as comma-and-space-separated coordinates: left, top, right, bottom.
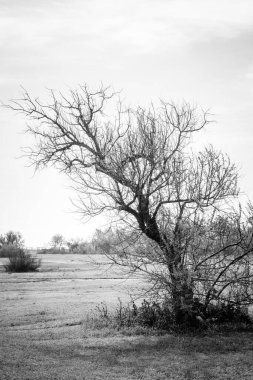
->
1, 254, 253, 379
1, 327, 253, 380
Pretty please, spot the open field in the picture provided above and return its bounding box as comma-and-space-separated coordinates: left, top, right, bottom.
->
1, 254, 253, 379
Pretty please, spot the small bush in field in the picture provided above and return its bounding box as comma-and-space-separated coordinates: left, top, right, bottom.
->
4, 248, 41, 272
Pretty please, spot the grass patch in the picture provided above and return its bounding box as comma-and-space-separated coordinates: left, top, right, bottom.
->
2, 331, 253, 379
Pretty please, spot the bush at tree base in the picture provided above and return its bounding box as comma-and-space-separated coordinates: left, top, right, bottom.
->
93, 299, 253, 332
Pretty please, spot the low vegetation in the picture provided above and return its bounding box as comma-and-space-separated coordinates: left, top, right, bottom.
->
4, 248, 41, 272
86, 299, 253, 336
0, 244, 21, 258
0, 231, 41, 272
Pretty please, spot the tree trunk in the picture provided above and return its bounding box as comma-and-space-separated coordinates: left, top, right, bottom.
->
141, 219, 195, 324
170, 268, 194, 324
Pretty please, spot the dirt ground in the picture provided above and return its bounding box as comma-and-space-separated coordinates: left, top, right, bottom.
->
1, 254, 253, 380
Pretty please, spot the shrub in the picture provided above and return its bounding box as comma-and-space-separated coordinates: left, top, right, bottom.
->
0, 244, 21, 258
87, 298, 253, 335
133, 299, 174, 330
204, 302, 252, 325
88, 299, 174, 332
4, 248, 41, 272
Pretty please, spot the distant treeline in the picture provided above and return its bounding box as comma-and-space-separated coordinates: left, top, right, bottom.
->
0, 229, 115, 257
32, 228, 116, 255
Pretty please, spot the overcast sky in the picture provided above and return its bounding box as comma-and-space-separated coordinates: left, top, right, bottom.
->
1, 0, 253, 247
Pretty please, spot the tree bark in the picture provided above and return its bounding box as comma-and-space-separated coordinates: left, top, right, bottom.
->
170, 273, 194, 324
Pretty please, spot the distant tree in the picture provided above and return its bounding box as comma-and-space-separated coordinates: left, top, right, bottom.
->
91, 228, 118, 254
7, 85, 253, 323
51, 234, 64, 249
66, 239, 88, 254
66, 239, 80, 252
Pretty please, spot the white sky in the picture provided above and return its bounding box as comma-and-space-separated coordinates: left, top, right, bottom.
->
0, 0, 253, 247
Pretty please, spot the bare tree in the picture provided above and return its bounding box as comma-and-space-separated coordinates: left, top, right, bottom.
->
7, 85, 252, 322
